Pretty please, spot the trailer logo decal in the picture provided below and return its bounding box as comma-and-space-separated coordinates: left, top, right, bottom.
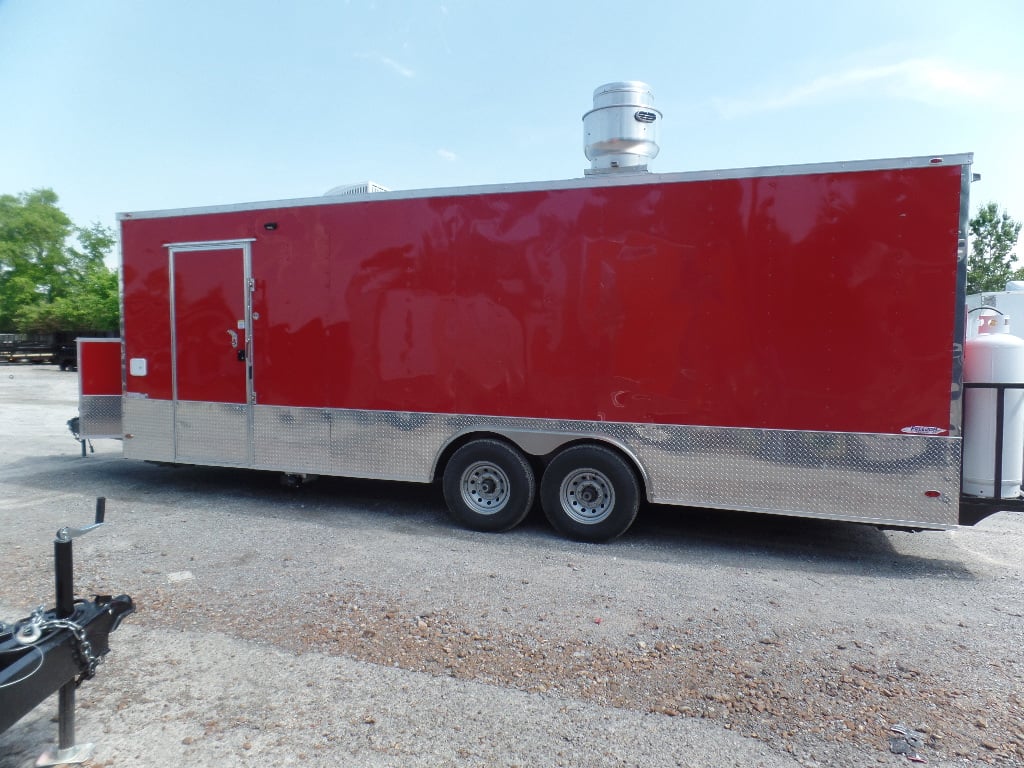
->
900, 426, 947, 435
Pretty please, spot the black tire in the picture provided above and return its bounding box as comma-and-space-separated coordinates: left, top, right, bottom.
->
540, 444, 640, 542
442, 439, 535, 533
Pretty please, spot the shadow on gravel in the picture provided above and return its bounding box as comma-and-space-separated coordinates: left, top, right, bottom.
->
0, 707, 52, 768
5, 453, 973, 580
624, 504, 974, 580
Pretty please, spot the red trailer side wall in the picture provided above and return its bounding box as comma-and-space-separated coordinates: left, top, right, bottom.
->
121, 163, 962, 436
77, 338, 123, 439
78, 339, 122, 396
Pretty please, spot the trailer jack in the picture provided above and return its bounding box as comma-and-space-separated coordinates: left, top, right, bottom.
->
281, 472, 317, 488
0, 498, 134, 764
66, 417, 94, 458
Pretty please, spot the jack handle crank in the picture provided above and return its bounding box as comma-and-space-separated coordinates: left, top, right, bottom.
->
56, 497, 106, 543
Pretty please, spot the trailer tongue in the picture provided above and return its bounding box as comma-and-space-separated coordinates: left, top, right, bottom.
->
0, 499, 133, 764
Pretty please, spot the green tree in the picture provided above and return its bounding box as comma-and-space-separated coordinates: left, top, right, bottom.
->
0, 188, 118, 332
966, 202, 1023, 295
14, 265, 119, 332
0, 189, 72, 327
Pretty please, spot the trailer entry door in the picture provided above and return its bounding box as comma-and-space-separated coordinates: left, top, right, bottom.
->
169, 240, 254, 465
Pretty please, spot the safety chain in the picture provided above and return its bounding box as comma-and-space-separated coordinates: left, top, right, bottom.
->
15, 606, 102, 683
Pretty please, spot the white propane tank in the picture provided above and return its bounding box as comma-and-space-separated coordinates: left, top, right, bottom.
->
962, 314, 1024, 497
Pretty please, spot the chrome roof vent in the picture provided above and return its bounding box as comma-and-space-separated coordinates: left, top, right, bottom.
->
583, 81, 661, 175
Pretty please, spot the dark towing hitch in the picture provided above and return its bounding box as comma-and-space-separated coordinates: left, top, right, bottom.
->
0, 497, 134, 765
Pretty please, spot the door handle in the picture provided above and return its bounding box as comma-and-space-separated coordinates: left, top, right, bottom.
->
226, 329, 238, 348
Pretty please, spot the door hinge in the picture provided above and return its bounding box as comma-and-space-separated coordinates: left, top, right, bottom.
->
247, 278, 256, 292
250, 392, 257, 404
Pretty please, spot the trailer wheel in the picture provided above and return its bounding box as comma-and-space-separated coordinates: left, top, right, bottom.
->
442, 439, 535, 533
541, 445, 640, 542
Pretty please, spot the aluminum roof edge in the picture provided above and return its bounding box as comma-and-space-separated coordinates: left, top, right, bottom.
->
118, 152, 974, 221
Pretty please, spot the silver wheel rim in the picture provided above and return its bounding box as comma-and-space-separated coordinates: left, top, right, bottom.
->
460, 461, 511, 515
559, 468, 615, 524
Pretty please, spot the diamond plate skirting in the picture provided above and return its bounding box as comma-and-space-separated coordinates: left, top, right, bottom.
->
123, 397, 173, 461
122, 399, 961, 528
175, 401, 250, 464
78, 395, 123, 439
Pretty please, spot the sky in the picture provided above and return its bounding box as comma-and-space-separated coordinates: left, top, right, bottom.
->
1, 0, 1022, 247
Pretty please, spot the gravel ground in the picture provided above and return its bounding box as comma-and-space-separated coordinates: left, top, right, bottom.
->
0, 364, 1022, 767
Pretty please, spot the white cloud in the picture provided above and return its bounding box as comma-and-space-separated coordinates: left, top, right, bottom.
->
716, 58, 1007, 119
436, 148, 457, 162
354, 52, 415, 79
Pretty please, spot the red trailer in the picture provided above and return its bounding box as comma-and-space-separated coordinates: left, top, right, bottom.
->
75, 146, 1010, 541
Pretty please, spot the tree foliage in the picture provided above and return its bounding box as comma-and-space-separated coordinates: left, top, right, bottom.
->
966, 202, 1023, 295
0, 189, 118, 332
